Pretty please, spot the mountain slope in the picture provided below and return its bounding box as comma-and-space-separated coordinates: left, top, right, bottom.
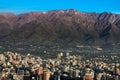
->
0, 10, 120, 45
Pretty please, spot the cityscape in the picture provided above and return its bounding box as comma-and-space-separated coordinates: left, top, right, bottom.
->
0, 0, 120, 80
0, 49, 120, 80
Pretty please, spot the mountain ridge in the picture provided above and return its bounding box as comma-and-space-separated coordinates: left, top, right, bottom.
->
0, 9, 120, 46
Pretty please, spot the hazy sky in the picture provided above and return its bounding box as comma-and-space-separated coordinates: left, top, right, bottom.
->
0, 0, 120, 14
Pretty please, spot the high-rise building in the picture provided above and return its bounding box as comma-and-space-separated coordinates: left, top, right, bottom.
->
0, 54, 5, 63
73, 70, 80, 78
66, 53, 70, 57
115, 68, 120, 75
37, 68, 43, 80
83, 74, 94, 80
114, 76, 119, 80
43, 71, 51, 80
60, 52, 63, 57
96, 73, 102, 80
57, 54, 61, 59
83, 68, 94, 80
114, 63, 120, 80
54, 71, 61, 80
23, 70, 31, 80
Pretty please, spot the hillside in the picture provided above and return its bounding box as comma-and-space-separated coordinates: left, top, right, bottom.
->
0, 9, 120, 46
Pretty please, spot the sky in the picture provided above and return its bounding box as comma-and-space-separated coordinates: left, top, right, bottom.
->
0, 0, 120, 14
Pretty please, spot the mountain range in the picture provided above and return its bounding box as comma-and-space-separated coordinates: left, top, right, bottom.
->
0, 9, 120, 46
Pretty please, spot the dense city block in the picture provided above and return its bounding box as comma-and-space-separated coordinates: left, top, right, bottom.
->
0, 51, 120, 80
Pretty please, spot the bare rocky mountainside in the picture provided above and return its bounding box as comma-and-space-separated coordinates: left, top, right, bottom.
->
0, 9, 120, 46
